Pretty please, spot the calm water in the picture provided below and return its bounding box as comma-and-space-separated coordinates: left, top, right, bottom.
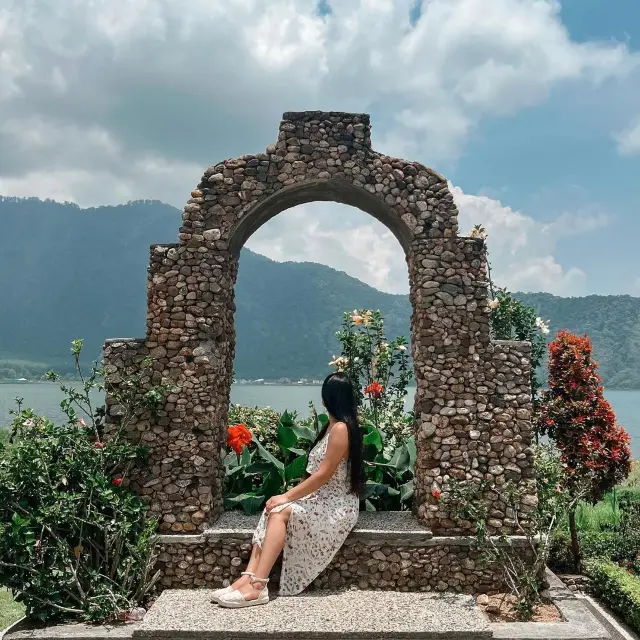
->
1, 383, 639, 457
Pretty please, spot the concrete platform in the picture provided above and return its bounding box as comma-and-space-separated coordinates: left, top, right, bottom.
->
135, 589, 492, 639
197, 511, 434, 546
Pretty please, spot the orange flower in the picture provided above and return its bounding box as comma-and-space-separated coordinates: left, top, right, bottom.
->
365, 381, 384, 399
228, 424, 252, 454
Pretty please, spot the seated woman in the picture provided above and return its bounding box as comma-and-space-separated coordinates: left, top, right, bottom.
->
212, 372, 363, 608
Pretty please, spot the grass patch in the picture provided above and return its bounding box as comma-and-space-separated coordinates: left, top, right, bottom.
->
571, 463, 640, 533
0, 589, 24, 631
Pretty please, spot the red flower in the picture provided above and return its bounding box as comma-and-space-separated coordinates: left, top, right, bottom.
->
365, 381, 384, 399
112, 477, 123, 486
227, 424, 252, 455
94, 441, 105, 449
432, 488, 441, 499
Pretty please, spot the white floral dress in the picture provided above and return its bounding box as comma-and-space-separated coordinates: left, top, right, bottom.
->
252, 428, 359, 596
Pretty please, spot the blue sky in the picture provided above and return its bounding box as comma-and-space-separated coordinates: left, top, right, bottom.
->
0, 0, 638, 295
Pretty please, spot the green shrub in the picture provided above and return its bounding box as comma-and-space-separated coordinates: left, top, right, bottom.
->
550, 529, 640, 573
586, 559, 640, 633
0, 341, 167, 623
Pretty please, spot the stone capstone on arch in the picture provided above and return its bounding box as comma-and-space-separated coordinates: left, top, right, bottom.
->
103, 111, 536, 538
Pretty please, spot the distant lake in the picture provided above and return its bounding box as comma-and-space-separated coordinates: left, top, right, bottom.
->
1, 383, 638, 457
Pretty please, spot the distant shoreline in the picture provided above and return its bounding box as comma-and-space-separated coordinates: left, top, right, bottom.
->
1, 379, 639, 392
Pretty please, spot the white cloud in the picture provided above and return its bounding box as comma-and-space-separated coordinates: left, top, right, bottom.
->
454, 186, 609, 296
0, 0, 636, 204
0, 0, 632, 295
615, 115, 640, 156
246, 187, 608, 296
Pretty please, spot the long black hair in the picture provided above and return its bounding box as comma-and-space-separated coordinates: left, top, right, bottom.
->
312, 372, 363, 495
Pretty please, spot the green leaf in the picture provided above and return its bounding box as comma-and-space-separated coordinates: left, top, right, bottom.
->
280, 410, 295, 428
225, 493, 265, 515
400, 480, 414, 502
245, 462, 274, 475
223, 450, 238, 468
240, 445, 252, 467
363, 428, 383, 451
289, 447, 308, 457
365, 499, 376, 511
277, 422, 298, 450
290, 423, 316, 442
387, 445, 410, 472
260, 469, 283, 499
285, 455, 308, 483
363, 480, 400, 499
253, 435, 285, 479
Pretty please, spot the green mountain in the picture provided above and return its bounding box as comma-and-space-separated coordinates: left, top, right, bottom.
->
1, 197, 639, 388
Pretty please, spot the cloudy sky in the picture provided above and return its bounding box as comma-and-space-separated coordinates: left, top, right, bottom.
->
1, 0, 639, 295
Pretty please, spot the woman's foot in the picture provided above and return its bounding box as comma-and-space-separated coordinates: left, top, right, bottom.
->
210, 572, 254, 604
218, 577, 269, 608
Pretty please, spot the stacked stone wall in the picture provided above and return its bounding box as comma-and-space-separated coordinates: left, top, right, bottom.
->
102, 111, 536, 539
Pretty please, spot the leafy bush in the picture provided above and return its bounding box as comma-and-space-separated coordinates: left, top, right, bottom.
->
586, 559, 640, 633
550, 530, 640, 574
0, 341, 166, 623
224, 411, 322, 514
443, 445, 574, 620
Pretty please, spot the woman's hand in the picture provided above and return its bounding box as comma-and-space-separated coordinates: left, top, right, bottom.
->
265, 494, 290, 513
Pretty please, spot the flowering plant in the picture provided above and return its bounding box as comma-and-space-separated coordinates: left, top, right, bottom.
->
0, 340, 165, 623
332, 309, 413, 441
538, 330, 632, 570
332, 309, 416, 509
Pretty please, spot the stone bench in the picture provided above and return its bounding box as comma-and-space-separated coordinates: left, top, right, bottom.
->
154, 512, 530, 594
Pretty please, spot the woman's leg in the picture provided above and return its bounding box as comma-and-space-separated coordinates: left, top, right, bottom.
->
229, 544, 262, 589
235, 507, 291, 601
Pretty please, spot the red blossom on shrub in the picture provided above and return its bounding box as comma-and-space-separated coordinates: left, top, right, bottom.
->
432, 488, 441, 499
364, 381, 384, 399
538, 330, 631, 502
112, 477, 123, 487
227, 424, 252, 455
94, 441, 104, 449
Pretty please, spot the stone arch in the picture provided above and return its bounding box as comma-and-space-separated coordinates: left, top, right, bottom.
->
103, 111, 535, 537
228, 179, 413, 256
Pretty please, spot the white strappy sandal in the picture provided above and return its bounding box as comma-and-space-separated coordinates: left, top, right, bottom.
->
210, 572, 255, 604
217, 576, 269, 608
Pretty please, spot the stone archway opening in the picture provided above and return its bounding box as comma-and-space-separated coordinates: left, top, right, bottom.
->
233, 198, 411, 386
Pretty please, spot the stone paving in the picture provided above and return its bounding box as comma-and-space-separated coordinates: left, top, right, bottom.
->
136, 589, 492, 639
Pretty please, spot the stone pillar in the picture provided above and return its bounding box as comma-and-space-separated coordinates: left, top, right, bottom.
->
104, 242, 238, 533
410, 236, 492, 534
